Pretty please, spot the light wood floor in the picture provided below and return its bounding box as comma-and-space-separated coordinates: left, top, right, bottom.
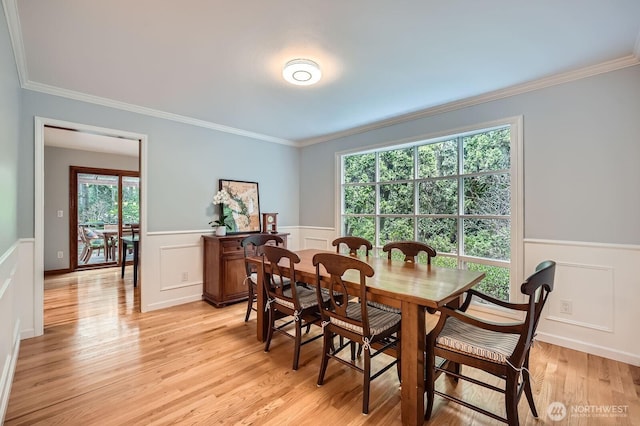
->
5, 268, 640, 425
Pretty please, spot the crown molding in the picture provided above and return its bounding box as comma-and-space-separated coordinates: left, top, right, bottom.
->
3, 0, 28, 86
3, 0, 294, 146
22, 81, 295, 146
297, 55, 640, 147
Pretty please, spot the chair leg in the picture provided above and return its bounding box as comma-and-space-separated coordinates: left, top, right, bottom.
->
396, 330, 401, 383
80, 246, 89, 263
505, 369, 520, 426
317, 331, 331, 386
350, 340, 356, 360
523, 355, 538, 417
362, 345, 371, 414
293, 319, 302, 370
448, 361, 461, 382
264, 306, 275, 352
244, 283, 254, 322
425, 353, 435, 420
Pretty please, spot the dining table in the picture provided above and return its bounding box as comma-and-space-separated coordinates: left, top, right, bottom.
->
96, 229, 119, 262
249, 248, 485, 426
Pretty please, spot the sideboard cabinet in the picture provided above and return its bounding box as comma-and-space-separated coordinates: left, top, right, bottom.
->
202, 233, 288, 307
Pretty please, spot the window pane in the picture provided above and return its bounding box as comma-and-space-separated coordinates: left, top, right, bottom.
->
417, 217, 458, 254
77, 173, 118, 226
418, 179, 458, 214
344, 185, 375, 214
380, 217, 414, 245
463, 128, 510, 173
380, 182, 414, 214
463, 218, 511, 260
122, 176, 140, 224
467, 262, 510, 301
418, 139, 457, 177
379, 148, 414, 181
343, 216, 375, 242
464, 173, 510, 215
344, 153, 375, 183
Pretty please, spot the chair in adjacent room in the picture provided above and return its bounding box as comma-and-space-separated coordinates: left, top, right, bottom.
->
78, 225, 105, 263
424, 260, 556, 425
332, 236, 373, 257
262, 245, 324, 370
382, 240, 437, 264
313, 252, 401, 414
241, 234, 284, 322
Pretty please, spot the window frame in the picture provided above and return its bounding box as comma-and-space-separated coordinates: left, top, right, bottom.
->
335, 116, 524, 304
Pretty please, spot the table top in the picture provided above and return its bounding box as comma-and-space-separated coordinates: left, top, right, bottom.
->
254, 248, 485, 309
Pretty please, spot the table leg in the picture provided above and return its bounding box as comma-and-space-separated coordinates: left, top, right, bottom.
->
255, 263, 266, 342
401, 301, 426, 426
121, 240, 127, 278
133, 242, 139, 288
104, 238, 110, 261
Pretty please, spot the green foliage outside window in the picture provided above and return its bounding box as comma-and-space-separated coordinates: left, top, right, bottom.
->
342, 126, 512, 301
78, 175, 140, 227
467, 262, 510, 301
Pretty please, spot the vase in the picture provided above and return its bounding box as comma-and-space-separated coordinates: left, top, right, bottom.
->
215, 226, 227, 236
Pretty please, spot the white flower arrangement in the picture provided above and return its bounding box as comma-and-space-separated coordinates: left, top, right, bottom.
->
212, 189, 231, 205
210, 189, 231, 229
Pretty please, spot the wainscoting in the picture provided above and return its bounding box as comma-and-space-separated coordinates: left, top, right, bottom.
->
0, 242, 20, 423
9, 230, 640, 377
527, 239, 640, 366
141, 227, 306, 312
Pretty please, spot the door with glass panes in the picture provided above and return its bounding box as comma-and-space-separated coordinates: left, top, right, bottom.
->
71, 166, 139, 270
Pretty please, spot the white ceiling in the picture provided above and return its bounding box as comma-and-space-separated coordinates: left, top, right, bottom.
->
8, 0, 640, 146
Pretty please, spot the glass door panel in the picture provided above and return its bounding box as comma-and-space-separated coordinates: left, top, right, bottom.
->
77, 173, 119, 266
122, 176, 140, 263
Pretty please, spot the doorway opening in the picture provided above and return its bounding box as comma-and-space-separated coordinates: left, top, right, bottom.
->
35, 117, 148, 337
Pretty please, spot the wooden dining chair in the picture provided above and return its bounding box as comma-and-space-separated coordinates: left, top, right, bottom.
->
313, 252, 401, 414
241, 234, 284, 322
382, 240, 437, 264
332, 236, 373, 257
425, 260, 556, 425
262, 245, 324, 370
78, 225, 105, 263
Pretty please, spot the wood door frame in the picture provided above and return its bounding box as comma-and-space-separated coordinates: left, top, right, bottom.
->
70, 166, 140, 271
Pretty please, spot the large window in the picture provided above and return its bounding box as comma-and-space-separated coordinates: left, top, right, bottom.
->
341, 122, 521, 301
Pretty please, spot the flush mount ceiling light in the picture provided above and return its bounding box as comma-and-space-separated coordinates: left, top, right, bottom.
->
282, 59, 321, 86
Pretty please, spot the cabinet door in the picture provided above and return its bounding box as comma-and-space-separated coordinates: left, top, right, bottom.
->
222, 255, 249, 301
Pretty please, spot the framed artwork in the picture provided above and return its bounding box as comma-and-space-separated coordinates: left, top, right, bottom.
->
219, 179, 261, 234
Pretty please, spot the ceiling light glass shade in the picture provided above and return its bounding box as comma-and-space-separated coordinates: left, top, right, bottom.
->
282, 59, 321, 86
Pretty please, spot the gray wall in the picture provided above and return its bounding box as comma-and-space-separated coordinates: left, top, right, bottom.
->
43, 147, 139, 271
0, 4, 20, 254
18, 92, 301, 237
299, 65, 640, 245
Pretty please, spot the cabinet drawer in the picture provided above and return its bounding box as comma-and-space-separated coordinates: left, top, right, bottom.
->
221, 238, 244, 254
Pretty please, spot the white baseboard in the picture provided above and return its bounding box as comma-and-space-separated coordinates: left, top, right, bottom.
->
145, 294, 204, 311
537, 331, 640, 366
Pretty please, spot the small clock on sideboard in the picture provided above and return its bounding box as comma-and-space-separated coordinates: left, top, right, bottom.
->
262, 212, 278, 233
